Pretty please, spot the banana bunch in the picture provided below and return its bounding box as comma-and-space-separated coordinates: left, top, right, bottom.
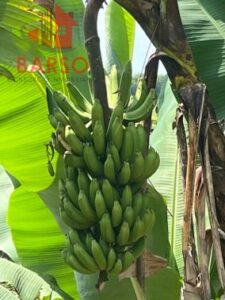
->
46, 64, 160, 275
62, 228, 147, 275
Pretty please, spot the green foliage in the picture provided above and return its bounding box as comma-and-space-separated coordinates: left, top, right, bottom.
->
145, 268, 182, 300
0, 257, 72, 299
179, 0, 225, 118
8, 185, 78, 298
151, 79, 184, 272
104, 1, 136, 71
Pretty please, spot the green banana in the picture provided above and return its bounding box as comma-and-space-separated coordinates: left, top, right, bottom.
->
123, 206, 135, 227
77, 169, 90, 197
144, 147, 160, 178
135, 78, 148, 102
121, 185, 132, 210
95, 190, 106, 218
52, 133, 65, 155
118, 162, 131, 185
53, 90, 74, 115
111, 201, 123, 227
100, 213, 115, 243
125, 78, 148, 113
91, 99, 105, 132
67, 81, 93, 113
60, 207, 90, 230
48, 114, 58, 128
123, 88, 156, 122
102, 179, 114, 210
108, 117, 124, 151
83, 143, 104, 177
132, 192, 144, 218
64, 125, 83, 155
126, 95, 138, 112
62, 196, 91, 226
99, 238, 109, 257
120, 128, 133, 163
127, 122, 138, 159
91, 239, 107, 270
117, 222, 130, 246
107, 248, 117, 271
104, 154, 116, 184
78, 190, 97, 223
73, 244, 99, 272
46, 87, 57, 116
68, 228, 83, 246
56, 121, 65, 139
118, 60, 132, 108
93, 120, 105, 158
53, 107, 69, 126
64, 151, 85, 168
66, 237, 74, 253
122, 251, 134, 272
89, 178, 100, 207
108, 143, 121, 172
131, 236, 146, 258
130, 152, 145, 182
85, 233, 93, 254
66, 166, 77, 181
109, 258, 123, 275
68, 110, 92, 142
54, 90, 90, 122
107, 64, 120, 109
129, 217, 145, 243
62, 250, 93, 274
106, 102, 124, 137
136, 124, 147, 155
65, 179, 79, 208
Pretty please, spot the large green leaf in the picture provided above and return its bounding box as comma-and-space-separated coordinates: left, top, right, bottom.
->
146, 185, 170, 259
0, 71, 56, 191
145, 268, 182, 300
0, 166, 18, 261
151, 79, 184, 271
8, 186, 78, 299
0, 1, 48, 66
104, 0, 135, 70
179, 0, 225, 118
75, 274, 136, 300
0, 258, 71, 300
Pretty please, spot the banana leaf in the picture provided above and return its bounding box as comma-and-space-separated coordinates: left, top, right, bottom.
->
0, 1, 49, 66
0, 257, 72, 300
179, 0, 225, 118
0, 166, 18, 261
145, 267, 182, 300
0, 71, 56, 191
151, 79, 184, 272
104, 0, 135, 71
7, 185, 78, 298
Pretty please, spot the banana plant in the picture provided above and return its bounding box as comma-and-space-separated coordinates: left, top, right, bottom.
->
1, 0, 225, 299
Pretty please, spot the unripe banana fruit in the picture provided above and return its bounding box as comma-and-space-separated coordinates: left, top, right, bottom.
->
47, 81, 161, 276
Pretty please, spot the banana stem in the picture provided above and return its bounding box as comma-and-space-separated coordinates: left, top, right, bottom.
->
84, 0, 111, 126
130, 277, 146, 300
